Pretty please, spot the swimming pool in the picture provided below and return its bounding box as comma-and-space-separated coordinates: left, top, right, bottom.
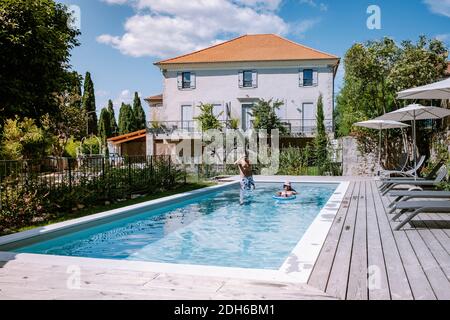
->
7, 182, 338, 270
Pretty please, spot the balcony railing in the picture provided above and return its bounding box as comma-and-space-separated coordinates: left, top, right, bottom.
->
148, 119, 333, 136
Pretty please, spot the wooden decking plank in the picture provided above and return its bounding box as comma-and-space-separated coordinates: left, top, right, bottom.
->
416, 213, 450, 255
380, 189, 436, 300
414, 227, 450, 280
346, 181, 368, 300
405, 230, 450, 299
308, 182, 356, 291
366, 182, 390, 300
371, 182, 413, 300
325, 182, 361, 299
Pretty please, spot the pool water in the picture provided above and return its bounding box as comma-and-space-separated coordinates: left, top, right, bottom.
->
16, 183, 337, 270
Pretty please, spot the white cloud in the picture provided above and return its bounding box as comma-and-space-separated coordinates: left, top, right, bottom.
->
424, 0, 450, 17
299, 0, 328, 11
435, 34, 450, 44
291, 18, 320, 37
101, 0, 128, 5
98, 0, 296, 58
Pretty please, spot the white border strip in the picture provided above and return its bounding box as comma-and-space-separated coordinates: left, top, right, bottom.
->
0, 178, 349, 284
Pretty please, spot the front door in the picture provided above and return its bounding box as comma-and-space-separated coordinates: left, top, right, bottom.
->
181, 105, 193, 131
300, 102, 315, 133
241, 104, 253, 131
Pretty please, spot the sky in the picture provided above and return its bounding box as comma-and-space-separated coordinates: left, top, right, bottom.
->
58, 0, 450, 118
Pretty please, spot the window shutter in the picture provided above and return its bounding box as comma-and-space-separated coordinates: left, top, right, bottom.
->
177, 72, 182, 89
313, 69, 318, 86
299, 69, 304, 87
238, 71, 243, 88
252, 70, 258, 88
190, 72, 196, 89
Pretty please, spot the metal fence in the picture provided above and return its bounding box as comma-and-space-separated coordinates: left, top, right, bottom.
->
0, 155, 186, 212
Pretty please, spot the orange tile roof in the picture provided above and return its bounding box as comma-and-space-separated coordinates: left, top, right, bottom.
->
145, 94, 163, 102
107, 129, 147, 144
155, 34, 339, 65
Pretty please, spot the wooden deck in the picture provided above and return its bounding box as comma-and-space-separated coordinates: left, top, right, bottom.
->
1, 178, 449, 300
308, 179, 450, 300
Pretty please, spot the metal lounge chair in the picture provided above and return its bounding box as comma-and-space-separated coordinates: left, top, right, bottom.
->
379, 152, 408, 175
379, 159, 445, 192
386, 190, 450, 214
380, 166, 448, 196
379, 155, 425, 179
392, 200, 450, 230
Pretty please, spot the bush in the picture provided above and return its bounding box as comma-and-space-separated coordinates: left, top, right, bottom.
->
0, 156, 185, 234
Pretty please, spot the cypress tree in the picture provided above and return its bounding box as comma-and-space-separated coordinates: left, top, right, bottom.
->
81, 72, 97, 135
98, 108, 112, 143
107, 99, 118, 136
314, 93, 329, 173
133, 92, 146, 130
118, 103, 135, 135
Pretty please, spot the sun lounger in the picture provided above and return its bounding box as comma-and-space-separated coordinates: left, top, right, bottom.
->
380, 166, 447, 196
386, 190, 450, 214
380, 155, 425, 179
380, 153, 408, 173
391, 200, 450, 230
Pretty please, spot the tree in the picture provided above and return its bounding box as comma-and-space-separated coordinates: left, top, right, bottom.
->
118, 103, 135, 135
82, 72, 97, 135
194, 104, 223, 131
250, 99, 286, 134
98, 108, 112, 143
314, 94, 329, 173
133, 92, 146, 130
107, 100, 118, 136
1, 117, 51, 160
0, 0, 80, 121
44, 74, 86, 156
335, 36, 448, 137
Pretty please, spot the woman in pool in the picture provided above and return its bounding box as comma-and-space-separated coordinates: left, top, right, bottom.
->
276, 181, 298, 198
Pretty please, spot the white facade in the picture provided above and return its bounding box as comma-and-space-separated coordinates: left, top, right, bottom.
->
153, 60, 337, 136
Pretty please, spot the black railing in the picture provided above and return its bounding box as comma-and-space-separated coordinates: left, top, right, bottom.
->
148, 119, 333, 136
0, 156, 187, 231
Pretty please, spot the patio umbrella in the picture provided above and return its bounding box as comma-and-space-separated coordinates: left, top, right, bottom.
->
397, 78, 450, 100
354, 120, 410, 173
376, 104, 450, 178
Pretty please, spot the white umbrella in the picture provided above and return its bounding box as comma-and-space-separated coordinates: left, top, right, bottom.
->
354, 120, 410, 173
376, 104, 450, 178
397, 78, 450, 100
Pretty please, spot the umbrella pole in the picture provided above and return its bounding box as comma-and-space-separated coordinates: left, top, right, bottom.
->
413, 111, 417, 180
378, 129, 382, 176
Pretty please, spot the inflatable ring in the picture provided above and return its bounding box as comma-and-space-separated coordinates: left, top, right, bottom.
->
272, 195, 297, 201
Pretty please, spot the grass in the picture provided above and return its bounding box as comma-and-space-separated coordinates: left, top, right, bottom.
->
7, 182, 215, 235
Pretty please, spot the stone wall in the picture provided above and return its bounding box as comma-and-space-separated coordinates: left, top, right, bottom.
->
341, 136, 378, 176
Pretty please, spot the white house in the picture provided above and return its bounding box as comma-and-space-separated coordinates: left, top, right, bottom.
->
146, 34, 340, 156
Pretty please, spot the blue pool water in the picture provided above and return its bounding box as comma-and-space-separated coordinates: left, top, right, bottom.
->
15, 183, 337, 269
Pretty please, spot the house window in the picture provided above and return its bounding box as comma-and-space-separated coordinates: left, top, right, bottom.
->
303, 69, 313, 87
182, 72, 191, 89
243, 70, 253, 88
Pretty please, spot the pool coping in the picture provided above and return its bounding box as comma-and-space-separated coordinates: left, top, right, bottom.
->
0, 178, 350, 284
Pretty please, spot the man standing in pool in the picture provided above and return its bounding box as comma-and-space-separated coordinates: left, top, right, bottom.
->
235, 154, 255, 205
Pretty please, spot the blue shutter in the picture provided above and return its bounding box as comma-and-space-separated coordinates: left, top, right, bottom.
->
190, 72, 196, 89
313, 69, 318, 86
177, 72, 182, 89
252, 70, 258, 88
299, 68, 304, 87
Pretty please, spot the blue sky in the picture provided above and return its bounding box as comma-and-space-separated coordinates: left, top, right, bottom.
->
58, 0, 450, 118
